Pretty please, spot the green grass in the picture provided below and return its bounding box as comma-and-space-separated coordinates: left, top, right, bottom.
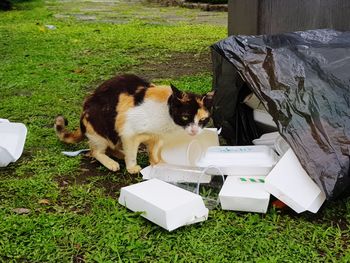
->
1, 1, 350, 262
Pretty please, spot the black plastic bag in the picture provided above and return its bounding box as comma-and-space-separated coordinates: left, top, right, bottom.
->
211, 29, 350, 199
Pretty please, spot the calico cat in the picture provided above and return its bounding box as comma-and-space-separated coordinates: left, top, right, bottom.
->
54, 74, 214, 174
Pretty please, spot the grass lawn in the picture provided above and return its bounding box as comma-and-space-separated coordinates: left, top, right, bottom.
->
1, 0, 350, 262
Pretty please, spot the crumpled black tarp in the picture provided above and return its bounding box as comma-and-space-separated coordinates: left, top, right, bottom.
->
211, 29, 350, 199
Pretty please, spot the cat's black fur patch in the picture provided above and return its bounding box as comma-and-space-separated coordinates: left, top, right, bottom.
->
83, 74, 150, 143
168, 85, 202, 128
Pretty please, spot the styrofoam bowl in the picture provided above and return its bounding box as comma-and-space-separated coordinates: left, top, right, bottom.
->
0, 122, 27, 167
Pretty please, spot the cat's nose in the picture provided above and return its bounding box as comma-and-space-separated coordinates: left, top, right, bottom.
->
189, 126, 199, 136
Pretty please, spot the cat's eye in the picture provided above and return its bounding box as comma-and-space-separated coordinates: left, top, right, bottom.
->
182, 116, 189, 121
200, 117, 207, 121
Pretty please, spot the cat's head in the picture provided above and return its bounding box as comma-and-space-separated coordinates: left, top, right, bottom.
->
168, 84, 215, 136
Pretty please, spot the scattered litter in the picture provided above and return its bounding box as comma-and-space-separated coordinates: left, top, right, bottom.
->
141, 164, 212, 183
252, 132, 279, 147
61, 149, 89, 157
253, 109, 277, 130
45, 25, 56, 30
0, 121, 27, 167
272, 200, 287, 209
197, 145, 278, 176
161, 128, 219, 166
12, 208, 31, 214
274, 136, 290, 157
118, 179, 208, 231
243, 93, 266, 111
265, 148, 326, 213
219, 176, 270, 213
252, 132, 290, 156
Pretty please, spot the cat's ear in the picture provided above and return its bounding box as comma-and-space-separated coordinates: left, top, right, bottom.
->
202, 90, 215, 109
170, 84, 183, 100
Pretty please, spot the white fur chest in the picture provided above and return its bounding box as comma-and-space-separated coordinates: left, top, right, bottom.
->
121, 99, 181, 137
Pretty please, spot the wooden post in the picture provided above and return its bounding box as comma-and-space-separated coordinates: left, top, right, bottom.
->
228, 0, 350, 35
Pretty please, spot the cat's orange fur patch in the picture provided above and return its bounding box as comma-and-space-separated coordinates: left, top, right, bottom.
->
54, 116, 83, 144
196, 108, 209, 122
116, 93, 135, 132
144, 85, 172, 102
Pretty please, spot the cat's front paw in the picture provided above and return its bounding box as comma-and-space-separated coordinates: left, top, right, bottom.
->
106, 161, 120, 172
149, 158, 162, 166
127, 165, 142, 174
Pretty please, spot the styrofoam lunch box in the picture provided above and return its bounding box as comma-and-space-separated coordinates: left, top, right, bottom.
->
253, 109, 277, 129
0, 122, 27, 167
252, 132, 279, 146
197, 145, 279, 176
274, 135, 290, 156
265, 148, 326, 213
141, 164, 212, 184
219, 176, 270, 213
118, 179, 209, 231
252, 132, 290, 156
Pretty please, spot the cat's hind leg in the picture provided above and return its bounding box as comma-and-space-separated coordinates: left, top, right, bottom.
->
87, 134, 120, 172
108, 140, 125, 160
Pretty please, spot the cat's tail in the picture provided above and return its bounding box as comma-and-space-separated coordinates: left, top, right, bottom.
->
54, 115, 85, 144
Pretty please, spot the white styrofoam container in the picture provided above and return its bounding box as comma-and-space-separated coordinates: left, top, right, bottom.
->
0, 122, 27, 167
161, 128, 219, 166
219, 176, 270, 213
252, 132, 290, 156
264, 148, 326, 213
118, 179, 209, 231
253, 109, 277, 129
141, 164, 212, 184
274, 135, 290, 156
252, 132, 279, 146
197, 146, 279, 176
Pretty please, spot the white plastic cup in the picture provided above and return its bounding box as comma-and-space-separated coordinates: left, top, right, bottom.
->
160, 128, 219, 166
161, 139, 202, 166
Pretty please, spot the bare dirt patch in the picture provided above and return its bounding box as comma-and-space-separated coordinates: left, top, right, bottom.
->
127, 51, 212, 80
56, 155, 143, 198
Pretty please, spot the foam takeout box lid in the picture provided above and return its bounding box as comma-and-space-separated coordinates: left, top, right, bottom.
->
264, 148, 326, 213
118, 179, 209, 231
